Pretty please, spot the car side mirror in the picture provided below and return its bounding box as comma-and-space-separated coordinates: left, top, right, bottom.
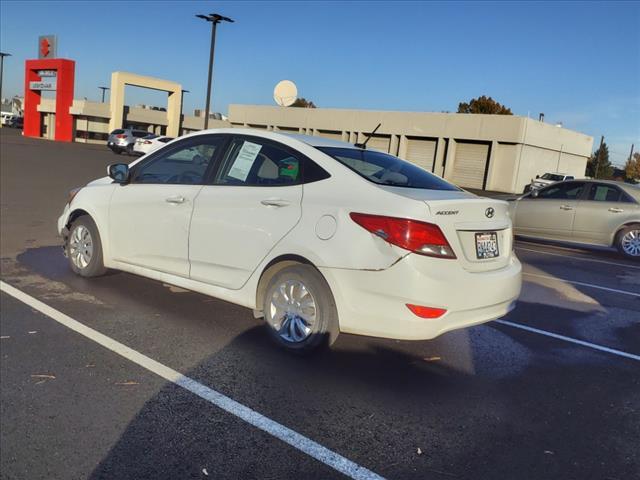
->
535, 174, 540, 179
108, 163, 130, 184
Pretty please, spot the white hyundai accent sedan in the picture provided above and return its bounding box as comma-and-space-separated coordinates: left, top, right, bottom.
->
58, 129, 522, 353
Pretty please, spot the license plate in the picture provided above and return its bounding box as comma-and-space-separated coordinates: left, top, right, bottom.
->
475, 232, 499, 259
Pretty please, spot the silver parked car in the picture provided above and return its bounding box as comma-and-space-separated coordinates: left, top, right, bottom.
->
510, 180, 640, 259
107, 128, 152, 155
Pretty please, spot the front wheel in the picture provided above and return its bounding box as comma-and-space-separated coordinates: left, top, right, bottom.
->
67, 215, 107, 277
615, 225, 640, 260
263, 265, 339, 354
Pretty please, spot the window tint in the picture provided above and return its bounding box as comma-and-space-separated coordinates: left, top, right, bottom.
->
215, 138, 303, 186
132, 137, 224, 185
159, 137, 173, 143
110, 129, 124, 135
132, 131, 150, 138
537, 181, 585, 199
588, 184, 632, 203
318, 147, 459, 191
566, 176, 574, 180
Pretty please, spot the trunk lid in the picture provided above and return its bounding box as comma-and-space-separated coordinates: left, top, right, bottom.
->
378, 186, 513, 272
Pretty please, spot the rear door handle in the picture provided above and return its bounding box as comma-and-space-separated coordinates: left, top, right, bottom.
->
261, 199, 290, 207
165, 196, 186, 204
608, 207, 624, 213
560, 204, 574, 211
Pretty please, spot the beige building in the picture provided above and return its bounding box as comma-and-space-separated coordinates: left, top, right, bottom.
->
228, 105, 594, 194
31, 71, 593, 194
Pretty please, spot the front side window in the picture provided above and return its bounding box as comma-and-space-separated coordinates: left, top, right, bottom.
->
318, 147, 459, 191
215, 138, 303, 186
132, 137, 224, 185
537, 181, 585, 199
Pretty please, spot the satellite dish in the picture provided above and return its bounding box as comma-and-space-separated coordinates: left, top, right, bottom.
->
273, 80, 297, 107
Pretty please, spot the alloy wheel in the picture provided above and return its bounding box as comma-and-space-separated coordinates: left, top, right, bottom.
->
621, 229, 640, 257
268, 280, 317, 343
69, 225, 93, 269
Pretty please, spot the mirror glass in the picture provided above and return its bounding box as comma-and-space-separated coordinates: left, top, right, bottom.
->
108, 163, 129, 183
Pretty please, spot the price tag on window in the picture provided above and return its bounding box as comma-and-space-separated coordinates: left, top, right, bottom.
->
228, 141, 262, 181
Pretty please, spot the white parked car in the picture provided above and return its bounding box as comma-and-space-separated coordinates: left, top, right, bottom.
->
133, 134, 174, 156
524, 172, 575, 193
58, 129, 522, 353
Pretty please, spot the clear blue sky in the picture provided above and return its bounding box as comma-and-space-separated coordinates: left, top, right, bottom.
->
1, 1, 639, 166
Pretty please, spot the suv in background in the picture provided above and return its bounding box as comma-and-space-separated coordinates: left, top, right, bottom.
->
524, 172, 575, 193
107, 128, 152, 155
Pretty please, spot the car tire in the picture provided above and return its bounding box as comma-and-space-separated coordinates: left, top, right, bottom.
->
67, 215, 108, 277
615, 224, 640, 260
262, 264, 339, 354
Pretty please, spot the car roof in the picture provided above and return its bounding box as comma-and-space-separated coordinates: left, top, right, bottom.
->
278, 133, 356, 149
187, 127, 362, 150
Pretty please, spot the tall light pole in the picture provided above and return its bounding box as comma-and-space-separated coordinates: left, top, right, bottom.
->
179, 89, 189, 136
0, 52, 11, 127
98, 86, 110, 103
196, 13, 233, 130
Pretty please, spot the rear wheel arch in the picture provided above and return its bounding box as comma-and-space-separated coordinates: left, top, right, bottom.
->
613, 221, 640, 246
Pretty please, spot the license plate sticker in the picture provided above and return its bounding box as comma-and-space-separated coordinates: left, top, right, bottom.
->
475, 232, 499, 259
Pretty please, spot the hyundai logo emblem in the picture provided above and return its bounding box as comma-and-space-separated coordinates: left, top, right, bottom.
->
485, 207, 495, 218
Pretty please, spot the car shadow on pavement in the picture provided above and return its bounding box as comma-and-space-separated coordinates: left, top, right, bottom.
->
8, 246, 640, 479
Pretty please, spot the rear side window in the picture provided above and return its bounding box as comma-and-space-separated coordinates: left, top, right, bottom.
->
215, 138, 304, 186
588, 184, 633, 203
318, 147, 459, 191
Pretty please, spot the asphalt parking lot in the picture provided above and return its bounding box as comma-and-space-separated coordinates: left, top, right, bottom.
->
1, 128, 638, 480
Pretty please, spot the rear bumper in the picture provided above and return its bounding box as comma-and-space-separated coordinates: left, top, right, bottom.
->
320, 254, 522, 341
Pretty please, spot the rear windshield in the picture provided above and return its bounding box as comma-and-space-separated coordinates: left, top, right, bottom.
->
110, 129, 124, 135
317, 147, 459, 191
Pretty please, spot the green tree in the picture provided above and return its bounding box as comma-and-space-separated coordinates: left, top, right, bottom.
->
457, 95, 513, 115
624, 151, 640, 181
290, 97, 316, 108
585, 142, 613, 179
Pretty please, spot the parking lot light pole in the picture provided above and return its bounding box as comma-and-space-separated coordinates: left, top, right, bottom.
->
98, 86, 110, 103
0, 52, 11, 129
196, 13, 234, 130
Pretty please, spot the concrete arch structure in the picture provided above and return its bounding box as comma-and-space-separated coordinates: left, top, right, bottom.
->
109, 71, 182, 137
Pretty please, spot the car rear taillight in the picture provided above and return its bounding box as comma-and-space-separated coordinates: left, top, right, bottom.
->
349, 212, 456, 259
116, 134, 126, 139
144, 140, 152, 144
406, 304, 447, 318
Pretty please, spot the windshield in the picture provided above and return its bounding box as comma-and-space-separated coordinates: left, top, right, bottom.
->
541, 173, 564, 181
317, 147, 460, 191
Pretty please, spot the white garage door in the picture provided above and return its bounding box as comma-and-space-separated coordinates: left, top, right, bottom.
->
367, 135, 390, 153
451, 142, 489, 189
405, 138, 437, 171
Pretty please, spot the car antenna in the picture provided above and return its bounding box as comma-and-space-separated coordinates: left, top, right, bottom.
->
354, 123, 382, 149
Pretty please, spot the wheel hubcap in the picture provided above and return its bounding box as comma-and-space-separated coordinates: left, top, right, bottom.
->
621, 229, 640, 257
268, 280, 317, 343
69, 225, 93, 269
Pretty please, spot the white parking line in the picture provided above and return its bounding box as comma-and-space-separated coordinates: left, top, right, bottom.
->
0, 281, 384, 480
523, 272, 640, 297
516, 246, 640, 270
496, 320, 640, 362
